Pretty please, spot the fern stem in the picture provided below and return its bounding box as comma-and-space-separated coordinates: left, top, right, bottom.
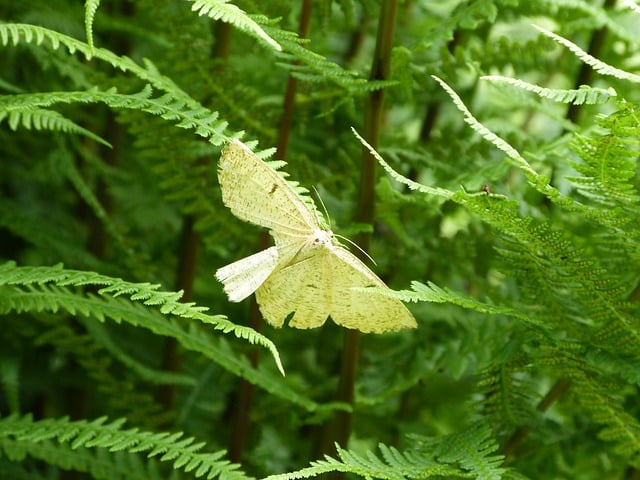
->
342, 11, 368, 66
228, 297, 264, 463
212, 21, 233, 58
335, 0, 398, 454
419, 31, 459, 143
276, 0, 313, 159
158, 215, 202, 411
229, 1, 314, 463
355, 0, 397, 235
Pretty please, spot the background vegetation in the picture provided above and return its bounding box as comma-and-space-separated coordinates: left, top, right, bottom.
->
1, 1, 640, 479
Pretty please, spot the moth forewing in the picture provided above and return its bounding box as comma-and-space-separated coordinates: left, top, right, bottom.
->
218, 140, 319, 237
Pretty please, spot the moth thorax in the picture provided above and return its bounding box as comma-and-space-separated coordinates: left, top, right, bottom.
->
311, 229, 333, 247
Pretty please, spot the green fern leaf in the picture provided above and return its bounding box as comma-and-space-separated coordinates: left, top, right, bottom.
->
0, 262, 284, 377
431, 422, 505, 480
482, 75, 617, 105
264, 443, 460, 480
84, 0, 100, 54
533, 25, 640, 83
0, 108, 110, 146
187, 0, 281, 51
0, 415, 249, 480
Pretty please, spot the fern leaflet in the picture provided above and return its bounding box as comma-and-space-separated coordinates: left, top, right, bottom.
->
0, 414, 248, 480
481, 75, 617, 105
187, 0, 281, 51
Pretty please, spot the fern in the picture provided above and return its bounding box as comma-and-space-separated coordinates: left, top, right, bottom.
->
84, 0, 100, 54
266, 423, 506, 480
567, 104, 640, 215
4, 2, 640, 478
365, 85, 640, 463
264, 443, 460, 480
422, 77, 635, 234
0, 414, 248, 480
0, 86, 230, 143
539, 346, 640, 460
0, 24, 218, 113
0, 261, 284, 376
426, 422, 506, 480
481, 75, 617, 105
187, 0, 282, 51
533, 25, 640, 83
0, 108, 110, 145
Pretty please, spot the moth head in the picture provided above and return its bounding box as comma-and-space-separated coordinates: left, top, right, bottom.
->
311, 229, 333, 247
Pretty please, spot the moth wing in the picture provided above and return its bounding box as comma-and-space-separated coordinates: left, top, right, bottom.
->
215, 246, 279, 302
218, 140, 319, 237
328, 246, 417, 333
255, 245, 417, 333
253, 247, 326, 328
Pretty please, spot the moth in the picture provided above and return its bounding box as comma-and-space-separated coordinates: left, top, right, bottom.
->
215, 140, 416, 333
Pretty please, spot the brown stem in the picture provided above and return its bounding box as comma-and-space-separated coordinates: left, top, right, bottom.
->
419, 30, 459, 143
228, 295, 263, 462
276, 0, 313, 159
355, 0, 398, 236
157, 215, 201, 411
212, 20, 233, 59
228, 0, 314, 463
329, 0, 399, 458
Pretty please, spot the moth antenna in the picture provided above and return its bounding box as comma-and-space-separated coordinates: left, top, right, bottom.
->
312, 185, 332, 229
334, 234, 377, 266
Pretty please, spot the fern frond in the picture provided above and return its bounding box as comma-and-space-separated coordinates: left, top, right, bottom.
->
369, 137, 638, 352
386, 80, 633, 234
84, 0, 100, 54
428, 422, 506, 480
268, 27, 395, 93
567, 105, 640, 215
359, 278, 551, 337
0, 86, 229, 144
533, 25, 640, 83
0, 24, 211, 112
407, 281, 547, 328
0, 436, 164, 480
542, 348, 640, 459
264, 443, 460, 480
431, 76, 538, 177
0, 414, 249, 480
476, 356, 542, 431
0, 262, 284, 377
351, 127, 452, 199
187, 0, 281, 51
481, 75, 617, 105
0, 108, 110, 146
0, 263, 347, 411
267, 423, 506, 480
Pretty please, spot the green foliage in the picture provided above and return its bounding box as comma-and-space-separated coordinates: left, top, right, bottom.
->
2, 1, 640, 479
0, 414, 245, 480
187, 0, 282, 51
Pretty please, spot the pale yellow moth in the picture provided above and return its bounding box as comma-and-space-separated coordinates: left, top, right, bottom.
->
216, 139, 417, 333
